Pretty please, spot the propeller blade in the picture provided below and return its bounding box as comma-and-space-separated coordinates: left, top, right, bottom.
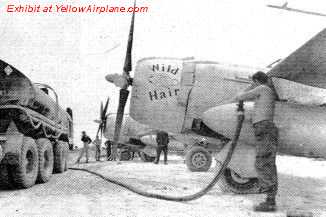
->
100, 102, 103, 120
100, 123, 103, 138
111, 1, 136, 160
112, 89, 129, 145
96, 123, 102, 137
99, 97, 110, 137
102, 97, 110, 120
102, 114, 107, 136
96, 98, 108, 140
123, 0, 136, 76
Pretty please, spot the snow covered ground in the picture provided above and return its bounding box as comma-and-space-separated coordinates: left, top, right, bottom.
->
0, 152, 325, 217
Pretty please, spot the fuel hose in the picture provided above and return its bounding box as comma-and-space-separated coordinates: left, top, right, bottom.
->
69, 101, 245, 202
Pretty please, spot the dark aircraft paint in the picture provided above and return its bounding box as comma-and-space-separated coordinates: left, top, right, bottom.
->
148, 88, 180, 101
152, 64, 179, 75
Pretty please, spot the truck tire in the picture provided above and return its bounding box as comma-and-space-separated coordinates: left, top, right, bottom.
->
185, 146, 212, 172
53, 141, 68, 173
0, 164, 12, 188
139, 152, 155, 162
36, 138, 54, 183
10, 137, 39, 188
219, 168, 258, 194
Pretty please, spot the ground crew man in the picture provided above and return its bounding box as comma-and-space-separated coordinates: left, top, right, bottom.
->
233, 71, 278, 212
75, 131, 92, 164
93, 135, 102, 161
105, 140, 112, 161
154, 130, 169, 164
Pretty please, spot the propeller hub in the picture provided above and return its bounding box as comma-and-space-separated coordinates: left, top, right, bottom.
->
105, 74, 129, 89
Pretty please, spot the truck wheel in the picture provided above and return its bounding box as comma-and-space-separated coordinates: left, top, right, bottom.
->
185, 146, 212, 172
10, 137, 39, 188
36, 138, 54, 183
139, 152, 155, 162
219, 168, 258, 194
53, 141, 68, 173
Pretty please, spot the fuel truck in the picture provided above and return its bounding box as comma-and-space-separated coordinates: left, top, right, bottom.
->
0, 59, 73, 188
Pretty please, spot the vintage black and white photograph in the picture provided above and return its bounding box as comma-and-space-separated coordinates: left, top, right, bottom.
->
0, 0, 325, 216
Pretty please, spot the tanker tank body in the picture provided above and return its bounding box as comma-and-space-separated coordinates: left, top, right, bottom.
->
0, 59, 73, 188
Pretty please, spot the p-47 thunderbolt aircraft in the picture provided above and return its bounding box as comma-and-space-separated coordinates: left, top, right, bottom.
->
105, 5, 326, 194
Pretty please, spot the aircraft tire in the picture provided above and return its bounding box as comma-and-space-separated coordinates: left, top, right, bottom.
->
120, 150, 132, 161
219, 168, 258, 194
185, 146, 212, 172
36, 138, 54, 183
53, 141, 68, 173
139, 152, 155, 162
9, 137, 39, 188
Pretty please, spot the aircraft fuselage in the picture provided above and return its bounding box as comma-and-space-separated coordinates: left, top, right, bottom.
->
129, 57, 326, 159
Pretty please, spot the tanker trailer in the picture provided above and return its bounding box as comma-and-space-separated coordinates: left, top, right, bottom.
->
0, 59, 73, 188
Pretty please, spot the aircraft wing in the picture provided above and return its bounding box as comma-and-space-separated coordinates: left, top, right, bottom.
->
268, 28, 326, 89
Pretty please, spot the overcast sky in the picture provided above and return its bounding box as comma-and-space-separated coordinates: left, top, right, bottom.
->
0, 0, 325, 145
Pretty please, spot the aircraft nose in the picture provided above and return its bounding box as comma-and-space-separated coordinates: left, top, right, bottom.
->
202, 102, 254, 138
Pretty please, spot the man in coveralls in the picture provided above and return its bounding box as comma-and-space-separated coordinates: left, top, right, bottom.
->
154, 130, 169, 164
75, 131, 92, 164
233, 71, 278, 212
93, 135, 102, 161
